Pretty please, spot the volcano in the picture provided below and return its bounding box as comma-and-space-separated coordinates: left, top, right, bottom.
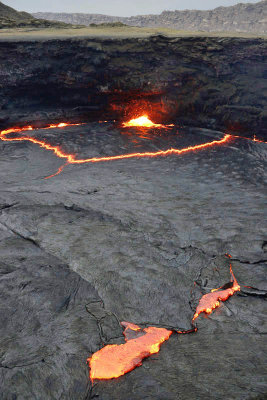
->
0, 15, 266, 400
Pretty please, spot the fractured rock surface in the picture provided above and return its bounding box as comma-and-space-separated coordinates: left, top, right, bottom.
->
0, 123, 266, 399
0, 226, 102, 399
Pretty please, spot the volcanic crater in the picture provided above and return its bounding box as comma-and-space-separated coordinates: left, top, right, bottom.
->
0, 29, 266, 400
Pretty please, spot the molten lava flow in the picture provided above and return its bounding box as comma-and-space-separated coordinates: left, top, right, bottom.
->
232, 134, 267, 144
252, 135, 267, 143
44, 163, 68, 180
0, 123, 81, 164
72, 134, 231, 164
88, 322, 172, 381
1, 122, 83, 137
192, 263, 240, 321
0, 123, 232, 175
88, 255, 245, 381
176, 327, 197, 334
122, 115, 172, 128
2, 122, 265, 180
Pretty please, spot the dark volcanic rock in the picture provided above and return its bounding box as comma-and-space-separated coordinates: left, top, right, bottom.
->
0, 226, 102, 399
0, 19, 266, 399
0, 36, 266, 139
0, 203, 208, 331
0, 122, 266, 399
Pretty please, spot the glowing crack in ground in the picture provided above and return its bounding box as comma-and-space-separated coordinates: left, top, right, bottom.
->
0, 119, 233, 179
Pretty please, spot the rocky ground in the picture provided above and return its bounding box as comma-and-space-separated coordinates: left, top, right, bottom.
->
33, 0, 267, 34
0, 122, 266, 399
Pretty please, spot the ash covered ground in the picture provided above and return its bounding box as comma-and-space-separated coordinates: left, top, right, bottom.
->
0, 122, 266, 399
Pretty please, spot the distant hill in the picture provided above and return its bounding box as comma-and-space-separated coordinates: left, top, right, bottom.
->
0, 1, 70, 29
33, 1, 267, 33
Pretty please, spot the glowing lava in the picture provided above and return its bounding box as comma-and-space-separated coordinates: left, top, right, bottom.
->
0, 122, 84, 164
88, 256, 244, 381
252, 135, 266, 143
72, 134, 232, 164
0, 123, 233, 177
1, 121, 265, 180
88, 322, 172, 381
192, 263, 240, 321
122, 115, 171, 128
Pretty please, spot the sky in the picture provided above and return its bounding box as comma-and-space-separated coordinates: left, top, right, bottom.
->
5, 0, 260, 17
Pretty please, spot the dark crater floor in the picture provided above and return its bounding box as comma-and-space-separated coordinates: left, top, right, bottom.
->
0, 122, 266, 400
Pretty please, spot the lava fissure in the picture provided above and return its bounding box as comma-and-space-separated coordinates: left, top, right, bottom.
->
44, 163, 68, 180
192, 263, 241, 321
176, 327, 198, 334
1, 117, 265, 179
0, 121, 233, 176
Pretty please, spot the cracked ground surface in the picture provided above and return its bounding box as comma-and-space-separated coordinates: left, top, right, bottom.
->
0, 123, 266, 399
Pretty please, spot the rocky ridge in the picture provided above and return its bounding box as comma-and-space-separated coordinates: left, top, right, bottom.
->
0, 1, 71, 29
33, 0, 267, 33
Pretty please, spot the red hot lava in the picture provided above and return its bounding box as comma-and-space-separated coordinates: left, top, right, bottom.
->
88, 255, 244, 382
192, 262, 240, 321
0, 117, 265, 179
2, 116, 265, 181
88, 322, 172, 381
0, 118, 232, 178
122, 115, 173, 128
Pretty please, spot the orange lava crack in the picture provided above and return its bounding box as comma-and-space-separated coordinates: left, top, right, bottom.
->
0, 123, 82, 164
1, 117, 265, 176
192, 263, 240, 321
0, 120, 232, 175
71, 134, 231, 164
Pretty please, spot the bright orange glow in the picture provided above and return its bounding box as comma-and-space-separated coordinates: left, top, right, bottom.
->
0, 123, 233, 177
72, 134, 231, 164
121, 321, 141, 331
44, 163, 68, 180
1, 122, 264, 180
192, 264, 240, 321
88, 323, 172, 381
176, 327, 197, 334
253, 135, 265, 143
88, 256, 245, 381
233, 134, 267, 144
122, 115, 171, 128
0, 124, 75, 163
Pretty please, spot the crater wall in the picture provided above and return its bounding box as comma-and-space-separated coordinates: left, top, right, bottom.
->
0, 35, 266, 138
